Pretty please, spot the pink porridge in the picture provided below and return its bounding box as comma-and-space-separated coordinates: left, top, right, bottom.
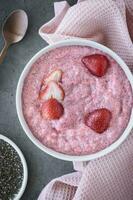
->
22, 46, 133, 155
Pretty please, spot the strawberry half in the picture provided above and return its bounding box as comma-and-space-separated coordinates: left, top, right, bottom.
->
44, 69, 63, 84
41, 98, 64, 120
85, 108, 112, 133
39, 81, 65, 101
82, 54, 109, 77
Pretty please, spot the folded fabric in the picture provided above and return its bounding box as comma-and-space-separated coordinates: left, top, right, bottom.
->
38, 0, 133, 199
38, 134, 133, 200
39, 0, 133, 68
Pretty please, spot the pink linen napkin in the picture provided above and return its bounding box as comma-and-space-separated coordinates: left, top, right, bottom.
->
38, 0, 133, 199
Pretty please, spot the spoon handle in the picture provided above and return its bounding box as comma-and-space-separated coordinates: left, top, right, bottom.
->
0, 42, 10, 64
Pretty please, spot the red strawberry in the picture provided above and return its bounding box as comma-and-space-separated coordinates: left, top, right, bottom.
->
41, 98, 64, 120
85, 108, 112, 133
39, 81, 65, 101
82, 54, 109, 77
43, 69, 63, 84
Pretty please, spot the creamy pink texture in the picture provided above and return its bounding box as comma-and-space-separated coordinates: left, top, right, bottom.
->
22, 46, 133, 155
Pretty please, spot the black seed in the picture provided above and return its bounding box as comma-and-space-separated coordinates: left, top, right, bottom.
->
0, 139, 23, 200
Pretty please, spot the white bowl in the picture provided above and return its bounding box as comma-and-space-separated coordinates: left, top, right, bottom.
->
0, 134, 28, 200
16, 39, 133, 162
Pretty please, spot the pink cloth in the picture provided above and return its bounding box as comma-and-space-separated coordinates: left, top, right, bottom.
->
38, 0, 133, 199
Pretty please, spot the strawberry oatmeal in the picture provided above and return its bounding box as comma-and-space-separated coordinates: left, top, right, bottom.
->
22, 46, 133, 155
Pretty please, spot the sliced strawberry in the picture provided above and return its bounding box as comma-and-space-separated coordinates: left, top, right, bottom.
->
82, 54, 109, 77
41, 98, 64, 120
84, 108, 112, 133
39, 81, 65, 101
39, 86, 48, 100
44, 69, 63, 84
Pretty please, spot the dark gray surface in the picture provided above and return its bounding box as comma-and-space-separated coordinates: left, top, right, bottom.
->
0, 0, 77, 199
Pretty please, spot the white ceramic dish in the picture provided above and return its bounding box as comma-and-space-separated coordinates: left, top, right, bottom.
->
16, 39, 133, 162
0, 134, 28, 200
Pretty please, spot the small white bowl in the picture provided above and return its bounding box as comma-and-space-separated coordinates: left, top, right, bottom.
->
16, 39, 133, 162
0, 134, 28, 200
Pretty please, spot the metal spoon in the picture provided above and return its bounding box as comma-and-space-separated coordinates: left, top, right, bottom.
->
0, 10, 28, 64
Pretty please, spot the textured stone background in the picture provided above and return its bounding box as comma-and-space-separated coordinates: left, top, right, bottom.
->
0, 0, 76, 199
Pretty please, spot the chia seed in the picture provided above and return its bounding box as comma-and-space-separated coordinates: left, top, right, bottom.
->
0, 139, 23, 200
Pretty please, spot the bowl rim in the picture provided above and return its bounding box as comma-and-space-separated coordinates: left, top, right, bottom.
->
0, 134, 28, 200
16, 39, 133, 162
